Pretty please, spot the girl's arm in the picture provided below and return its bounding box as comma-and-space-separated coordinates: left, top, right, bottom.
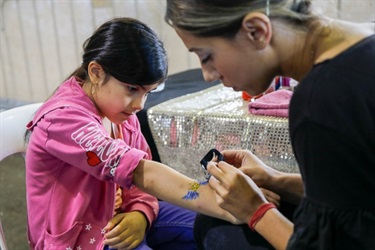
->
133, 159, 239, 223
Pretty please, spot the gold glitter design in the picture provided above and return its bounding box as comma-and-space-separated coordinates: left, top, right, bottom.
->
189, 181, 200, 192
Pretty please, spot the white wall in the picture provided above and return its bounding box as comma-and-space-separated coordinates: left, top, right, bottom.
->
0, 0, 374, 103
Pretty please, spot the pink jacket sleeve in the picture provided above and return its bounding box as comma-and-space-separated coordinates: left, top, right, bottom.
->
118, 117, 159, 227
39, 108, 146, 190
120, 185, 159, 229
31, 107, 159, 226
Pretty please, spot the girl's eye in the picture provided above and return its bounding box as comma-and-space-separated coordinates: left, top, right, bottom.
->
127, 85, 138, 92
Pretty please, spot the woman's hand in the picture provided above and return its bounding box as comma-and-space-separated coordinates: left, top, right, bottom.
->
221, 149, 303, 206
221, 150, 279, 189
103, 211, 147, 249
261, 188, 280, 208
207, 161, 268, 224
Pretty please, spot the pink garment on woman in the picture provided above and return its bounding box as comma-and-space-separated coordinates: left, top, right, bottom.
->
26, 77, 158, 249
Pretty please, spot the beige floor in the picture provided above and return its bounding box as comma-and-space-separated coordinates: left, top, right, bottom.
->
0, 154, 29, 250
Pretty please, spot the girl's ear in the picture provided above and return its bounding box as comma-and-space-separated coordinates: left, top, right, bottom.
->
241, 12, 272, 49
87, 61, 105, 84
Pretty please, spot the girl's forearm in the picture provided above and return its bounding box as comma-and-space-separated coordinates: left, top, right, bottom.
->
133, 159, 237, 223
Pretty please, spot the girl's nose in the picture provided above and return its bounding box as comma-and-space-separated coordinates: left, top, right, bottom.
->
132, 95, 146, 112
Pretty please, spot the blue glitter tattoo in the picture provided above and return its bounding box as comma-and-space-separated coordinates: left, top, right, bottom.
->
182, 180, 208, 200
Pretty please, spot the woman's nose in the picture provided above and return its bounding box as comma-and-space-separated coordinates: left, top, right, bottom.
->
202, 67, 220, 83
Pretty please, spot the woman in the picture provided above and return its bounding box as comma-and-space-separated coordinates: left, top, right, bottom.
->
165, 0, 375, 249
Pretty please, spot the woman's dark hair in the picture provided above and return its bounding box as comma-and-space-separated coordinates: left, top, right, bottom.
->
68, 17, 168, 86
165, 0, 315, 38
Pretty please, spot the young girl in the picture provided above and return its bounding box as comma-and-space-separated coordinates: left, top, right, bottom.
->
165, 0, 375, 249
25, 17, 236, 250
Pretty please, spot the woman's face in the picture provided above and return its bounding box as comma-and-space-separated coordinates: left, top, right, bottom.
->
176, 28, 277, 95
93, 76, 158, 124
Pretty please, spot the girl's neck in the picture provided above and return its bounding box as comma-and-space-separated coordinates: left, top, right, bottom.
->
81, 79, 104, 117
102, 117, 112, 135
81, 80, 94, 101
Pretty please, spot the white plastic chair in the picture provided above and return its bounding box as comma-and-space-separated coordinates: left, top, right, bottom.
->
0, 102, 42, 250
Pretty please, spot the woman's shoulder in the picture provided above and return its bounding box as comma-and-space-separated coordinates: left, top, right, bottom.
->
315, 21, 374, 65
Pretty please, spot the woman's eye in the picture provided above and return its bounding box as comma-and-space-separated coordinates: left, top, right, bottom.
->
201, 55, 211, 64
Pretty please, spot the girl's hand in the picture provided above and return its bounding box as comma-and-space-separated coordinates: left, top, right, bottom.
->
103, 211, 147, 249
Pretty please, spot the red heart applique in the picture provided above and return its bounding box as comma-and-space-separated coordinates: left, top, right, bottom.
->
86, 151, 101, 166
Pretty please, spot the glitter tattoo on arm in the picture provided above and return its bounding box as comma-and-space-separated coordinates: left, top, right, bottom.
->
182, 180, 208, 200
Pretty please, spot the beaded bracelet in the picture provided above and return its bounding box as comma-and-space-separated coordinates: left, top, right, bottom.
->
248, 203, 276, 231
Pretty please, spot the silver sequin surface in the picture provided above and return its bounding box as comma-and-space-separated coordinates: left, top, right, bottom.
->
148, 85, 299, 179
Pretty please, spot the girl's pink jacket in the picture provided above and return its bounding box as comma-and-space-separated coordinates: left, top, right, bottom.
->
25, 77, 158, 249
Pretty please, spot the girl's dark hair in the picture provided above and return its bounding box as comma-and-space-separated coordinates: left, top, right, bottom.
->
68, 17, 168, 85
165, 0, 315, 38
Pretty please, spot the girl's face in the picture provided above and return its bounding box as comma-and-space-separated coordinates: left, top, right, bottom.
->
93, 76, 158, 124
176, 28, 277, 96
